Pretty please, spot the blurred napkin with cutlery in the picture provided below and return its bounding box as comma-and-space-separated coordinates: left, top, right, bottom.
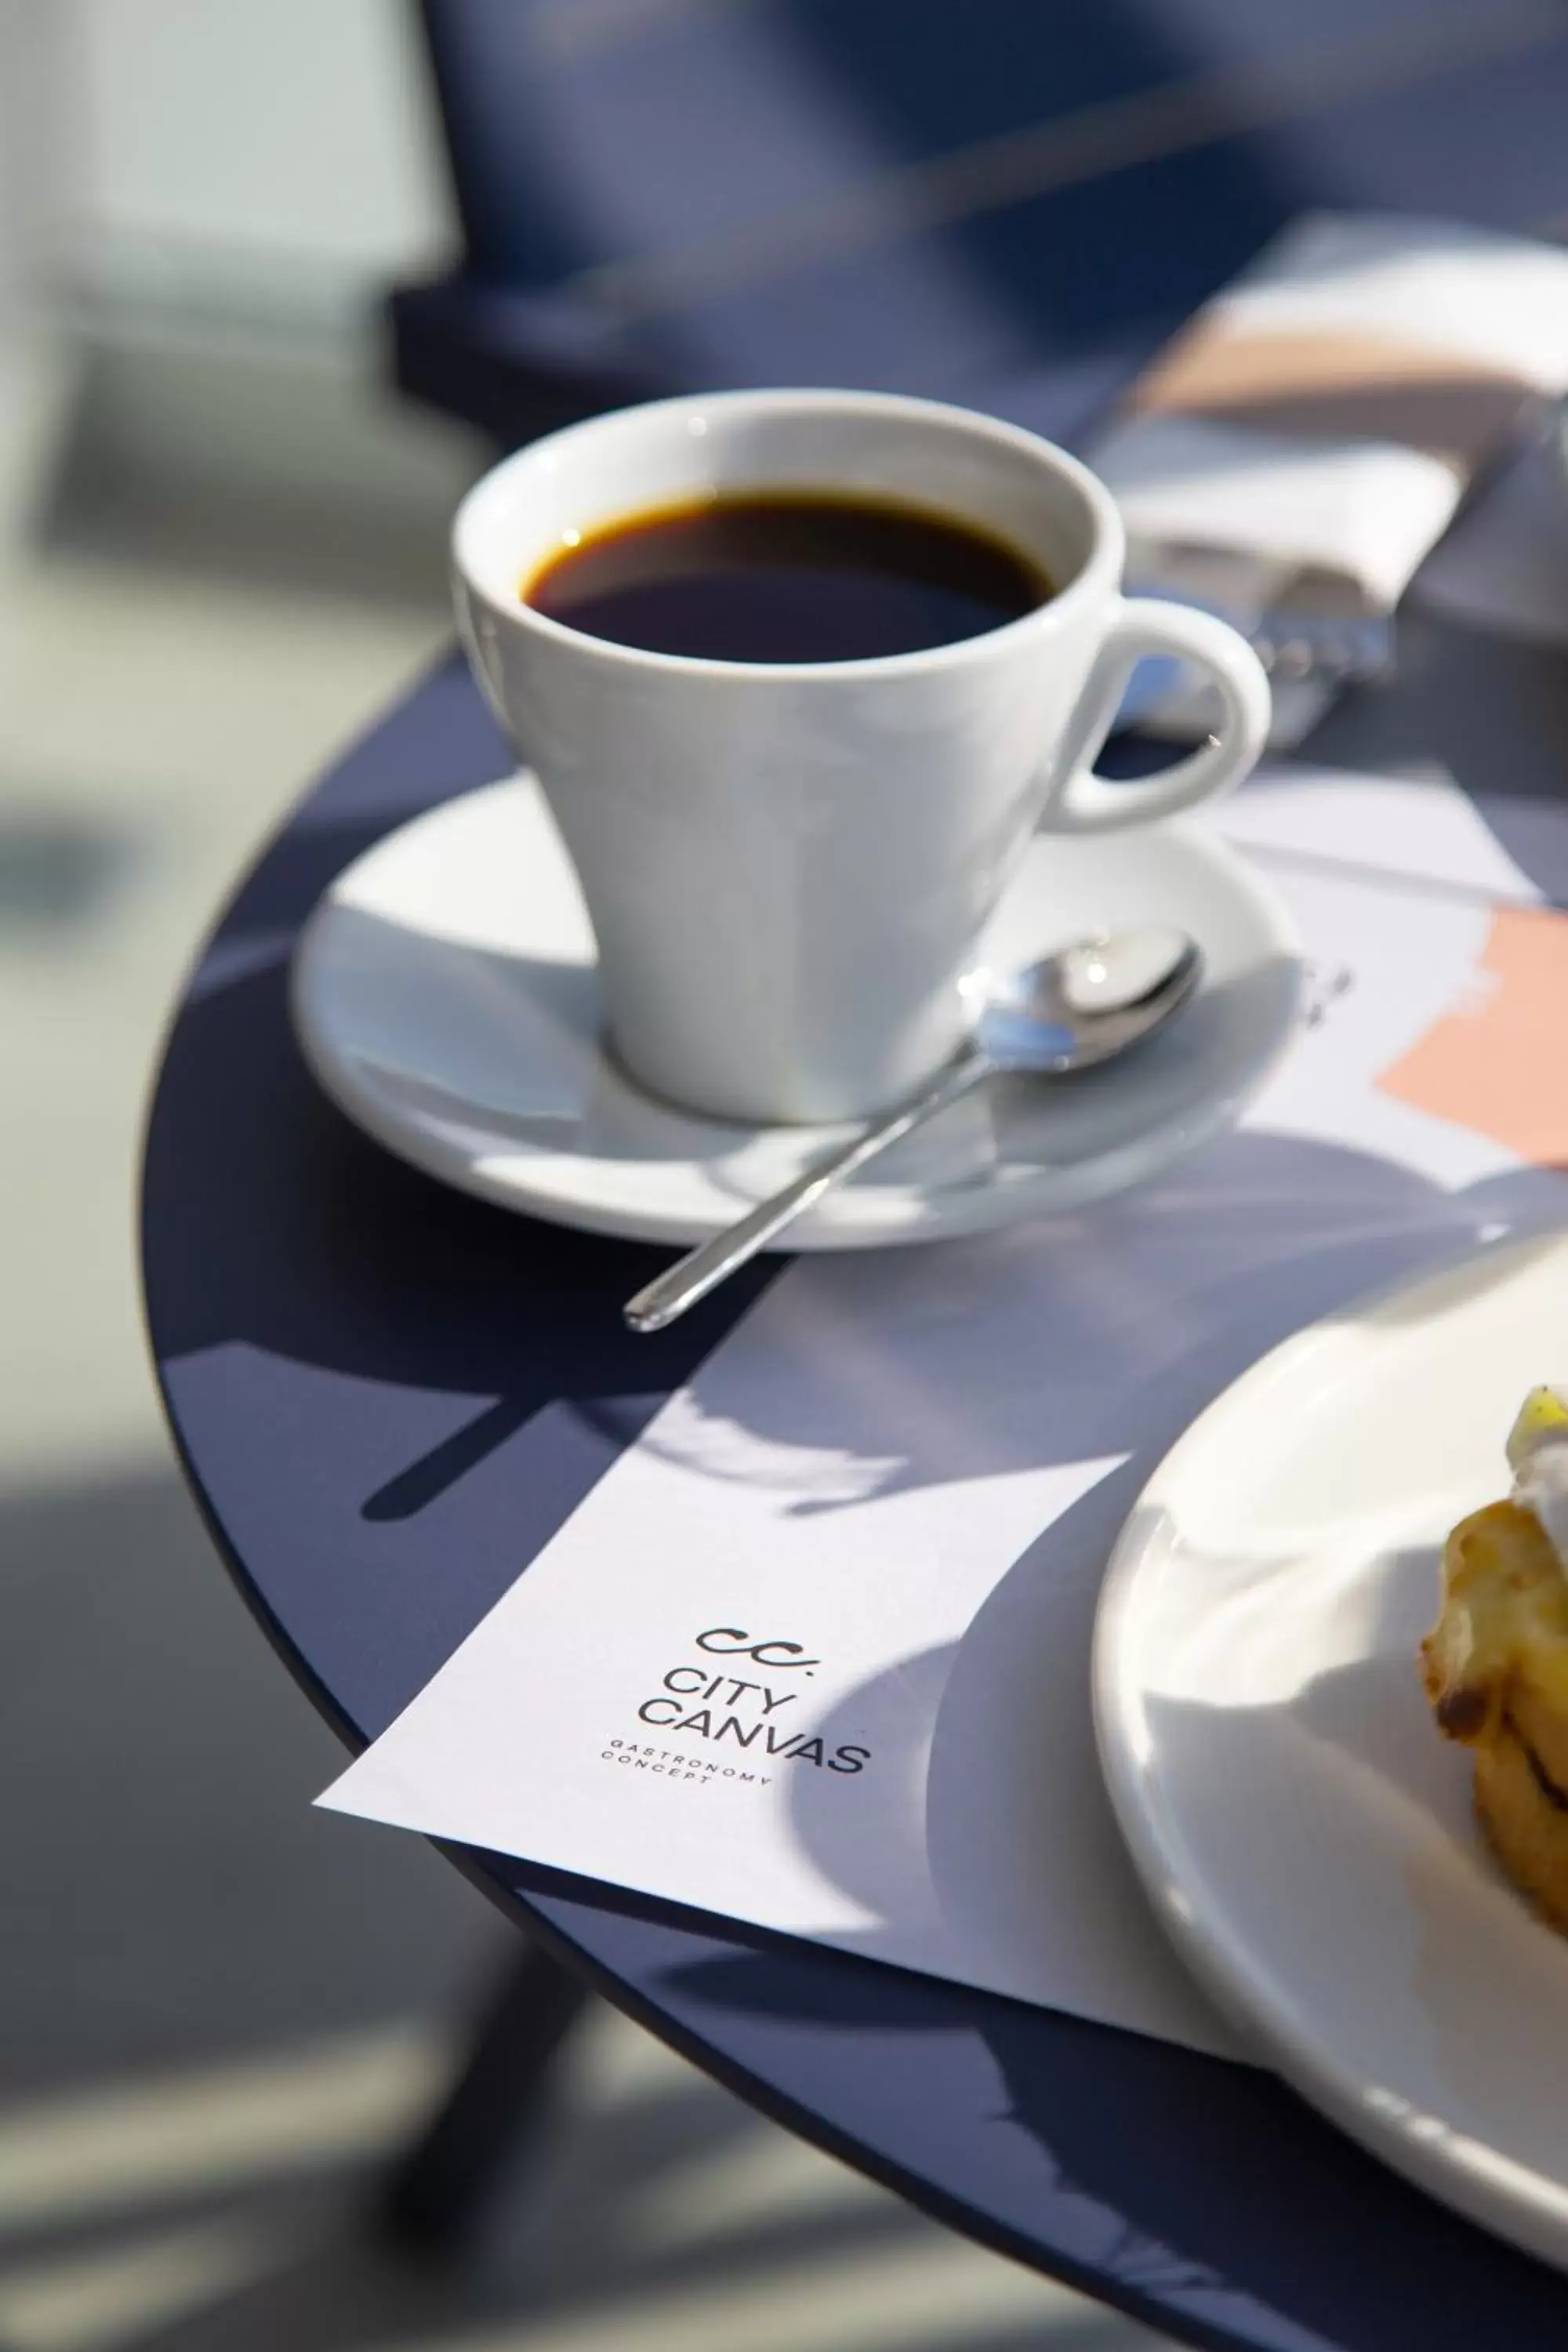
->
1092, 212, 1568, 743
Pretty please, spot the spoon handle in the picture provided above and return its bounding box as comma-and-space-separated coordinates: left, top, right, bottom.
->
623, 1046, 990, 1334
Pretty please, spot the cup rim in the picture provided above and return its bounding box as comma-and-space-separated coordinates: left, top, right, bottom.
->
452, 387, 1124, 682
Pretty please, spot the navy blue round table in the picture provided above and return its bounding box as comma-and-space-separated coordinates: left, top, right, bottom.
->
141, 640, 1568, 2352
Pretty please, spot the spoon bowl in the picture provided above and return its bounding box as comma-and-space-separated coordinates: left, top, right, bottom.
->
971, 926, 1203, 1075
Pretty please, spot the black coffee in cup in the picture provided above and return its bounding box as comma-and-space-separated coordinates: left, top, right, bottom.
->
523, 492, 1052, 664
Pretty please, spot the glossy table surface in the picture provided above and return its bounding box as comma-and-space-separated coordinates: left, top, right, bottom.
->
143, 612, 1568, 2352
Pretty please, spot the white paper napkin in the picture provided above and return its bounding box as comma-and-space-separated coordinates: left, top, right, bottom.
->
1095, 212, 1568, 741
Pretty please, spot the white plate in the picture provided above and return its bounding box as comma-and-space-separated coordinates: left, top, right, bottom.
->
292, 773, 1301, 1248
1096, 1226, 1568, 2274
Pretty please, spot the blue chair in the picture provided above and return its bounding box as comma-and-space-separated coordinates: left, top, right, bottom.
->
394, 0, 1568, 457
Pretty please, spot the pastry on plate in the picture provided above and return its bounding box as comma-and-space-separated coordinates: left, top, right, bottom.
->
1422, 1388, 1568, 1930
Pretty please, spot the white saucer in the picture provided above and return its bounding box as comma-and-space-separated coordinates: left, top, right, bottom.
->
291, 774, 1301, 1248
1095, 1228, 1568, 2275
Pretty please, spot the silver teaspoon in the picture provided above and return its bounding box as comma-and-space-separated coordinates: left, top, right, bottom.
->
623, 926, 1203, 1335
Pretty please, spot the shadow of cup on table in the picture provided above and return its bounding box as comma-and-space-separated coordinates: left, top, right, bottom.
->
628, 1128, 1568, 1539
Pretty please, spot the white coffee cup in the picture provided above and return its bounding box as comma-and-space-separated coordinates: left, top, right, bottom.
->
453, 388, 1270, 1126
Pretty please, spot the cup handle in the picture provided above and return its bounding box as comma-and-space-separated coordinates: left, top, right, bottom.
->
1043, 596, 1272, 833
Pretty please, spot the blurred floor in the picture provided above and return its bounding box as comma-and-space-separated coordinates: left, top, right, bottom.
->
0, 336, 1173, 2350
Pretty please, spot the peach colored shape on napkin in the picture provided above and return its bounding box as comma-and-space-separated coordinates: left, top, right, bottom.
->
1129, 328, 1535, 471
1378, 906, 1568, 1166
